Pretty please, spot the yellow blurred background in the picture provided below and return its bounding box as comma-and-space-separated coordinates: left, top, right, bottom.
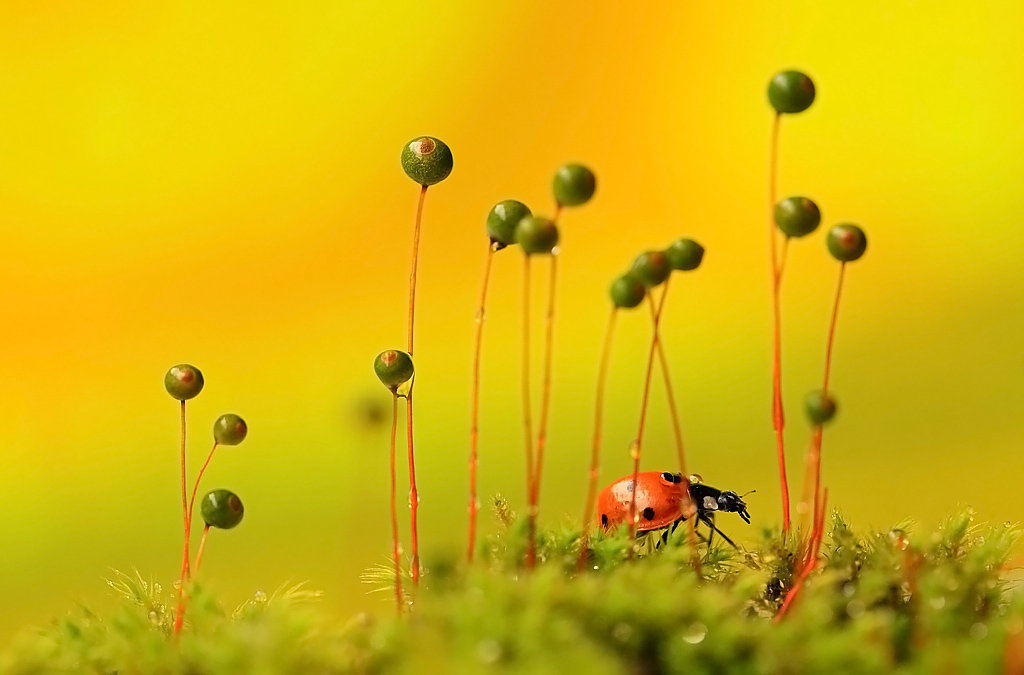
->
2, 0, 1023, 639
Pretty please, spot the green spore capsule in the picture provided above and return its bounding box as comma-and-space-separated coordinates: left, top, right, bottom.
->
486, 200, 532, 248
515, 216, 559, 255
609, 274, 646, 309
775, 197, 822, 238
400, 136, 453, 186
804, 390, 838, 426
164, 364, 204, 401
201, 489, 245, 529
374, 350, 415, 391
213, 414, 247, 446
552, 164, 596, 207
631, 251, 672, 288
826, 224, 868, 262
665, 238, 704, 271
768, 71, 816, 114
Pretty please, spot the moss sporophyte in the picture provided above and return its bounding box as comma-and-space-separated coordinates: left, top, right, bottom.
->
6, 70, 972, 675
163, 365, 248, 636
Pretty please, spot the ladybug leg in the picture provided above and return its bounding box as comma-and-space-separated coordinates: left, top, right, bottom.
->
698, 514, 739, 550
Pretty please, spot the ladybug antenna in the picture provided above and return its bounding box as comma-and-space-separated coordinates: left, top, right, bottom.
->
741, 489, 756, 498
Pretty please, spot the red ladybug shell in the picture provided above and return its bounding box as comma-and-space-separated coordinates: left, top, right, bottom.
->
597, 471, 690, 531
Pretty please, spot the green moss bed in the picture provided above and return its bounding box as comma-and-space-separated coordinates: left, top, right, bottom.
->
3, 506, 1023, 674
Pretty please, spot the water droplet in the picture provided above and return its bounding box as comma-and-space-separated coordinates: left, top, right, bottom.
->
843, 582, 856, 598
172, 581, 181, 591
930, 596, 945, 610
477, 639, 502, 664
153, 584, 162, 595
682, 622, 707, 644
627, 441, 640, 460
148, 610, 159, 624
612, 623, 633, 643
970, 622, 988, 641
795, 501, 810, 515
846, 600, 865, 619
688, 474, 703, 485
1006, 521, 1014, 529
254, 590, 267, 603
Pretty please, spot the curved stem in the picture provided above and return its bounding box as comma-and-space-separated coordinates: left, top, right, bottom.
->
649, 292, 699, 571
768, 112, 791, 534
530, 253, 558, 561
185, 442, 219, 581
627, 287, 668, 540
803, 263, 847, 542
822, 263, 847, 393
192, 525, 211, 579
408, 185, 428, 356
468, 242, 498, 564
521, 254, 537, 568
405, 394, 420, 585
389, 395, 403, 613
577, 307, 618, 572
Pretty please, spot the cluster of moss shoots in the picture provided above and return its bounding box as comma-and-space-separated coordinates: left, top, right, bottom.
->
6, 71, 1024, 675
373, 70, 869, 617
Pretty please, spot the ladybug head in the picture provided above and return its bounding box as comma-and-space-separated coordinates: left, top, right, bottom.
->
717, 491, 752, 524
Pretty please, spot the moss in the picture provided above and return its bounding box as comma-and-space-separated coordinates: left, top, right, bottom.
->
3, 510, 1022, 674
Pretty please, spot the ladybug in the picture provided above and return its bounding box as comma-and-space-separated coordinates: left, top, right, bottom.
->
596, 471, 752, 548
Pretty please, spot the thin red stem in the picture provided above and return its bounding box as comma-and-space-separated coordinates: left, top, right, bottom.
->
810, 426, 823, 545
775, 489, 828, 622
185, 442, 219, 581
405, 394, 420, 585
180, 401, 189, 576
521, 254, 537, 568
408, 185, 428, 356
578, 307, 618, 572
402, 184, 427, 586
192, 525, 211, 579
768, 112, 791, 534
803, 264, 847, 539
627, 288, 668, 540
173, 400, 188, 637
173, 524, 211, 636
822, 263, 847, 393
468, 242, 497, 564
530, 253, 558, 556
389, 395, 403, 613
649, 291, 699, 571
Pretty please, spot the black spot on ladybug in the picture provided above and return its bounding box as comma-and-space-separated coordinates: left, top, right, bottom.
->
626, 481, 635, 493
642, 507, 656, 521
661, 472, 682, 483
601, 514, 608, 526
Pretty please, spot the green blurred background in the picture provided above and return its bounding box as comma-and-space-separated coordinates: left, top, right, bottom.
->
2, 1, 1023, 639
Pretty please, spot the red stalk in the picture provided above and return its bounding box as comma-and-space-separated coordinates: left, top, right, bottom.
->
649, 295, 700, 571
530, 252, 559, 565
577, 307, 618, 571
521, 254, 537, 568
767, 112, 792, 534
389, 395, 404, 612
467, 242, 498, 564
627, 287, 669, 540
